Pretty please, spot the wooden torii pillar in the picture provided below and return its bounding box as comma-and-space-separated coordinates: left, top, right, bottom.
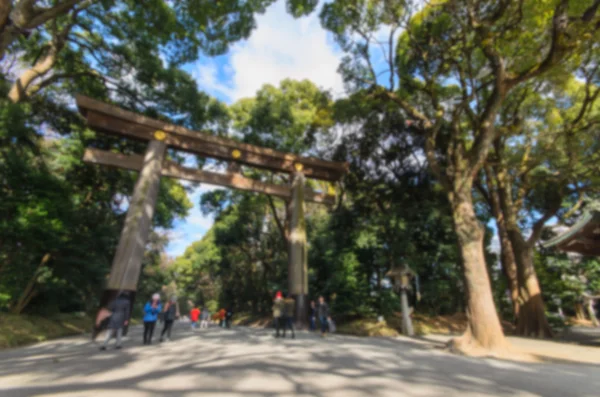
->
76, 96, 347, 330
288, 170, 308, 327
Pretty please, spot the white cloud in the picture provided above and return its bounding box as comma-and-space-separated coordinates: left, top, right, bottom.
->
186, 211, 215, 230
195, 62, 236, 100
194, 0, 344, 103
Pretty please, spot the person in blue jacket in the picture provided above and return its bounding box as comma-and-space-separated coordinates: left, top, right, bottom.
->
143, 293, 162, 345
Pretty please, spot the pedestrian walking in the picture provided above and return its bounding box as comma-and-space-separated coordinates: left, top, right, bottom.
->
225, 307, 234, 328
190, 305, 200, 329
318, 295, 329, 337
160, 296, 177, 342
143, 293, 162, 345
100, 292, 130, 350
272, 291, 284, 338
282, 293, 295, 339
219, 308, 226, 328
200, 307, 210, 329
309, 300, 317, 332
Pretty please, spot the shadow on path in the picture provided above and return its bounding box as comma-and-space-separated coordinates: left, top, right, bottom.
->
0, 323, 598, 397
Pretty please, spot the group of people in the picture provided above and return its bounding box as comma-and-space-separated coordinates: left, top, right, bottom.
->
272, 291, 296, 338
272, 292, 334, 338
100, 290, 333, 350
189, 304, 211, 329
142, 293, 179, 345
100, 292, 219, 350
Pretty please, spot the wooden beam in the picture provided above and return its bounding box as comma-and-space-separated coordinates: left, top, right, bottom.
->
83, 148, 335, 205
77, 95, 348, 182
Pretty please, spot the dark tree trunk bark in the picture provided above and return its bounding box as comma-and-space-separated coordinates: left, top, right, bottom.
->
497, 221, 520, 319
509, 231, 553, 338
484, 166, 520, 319
495, 164, 552, 338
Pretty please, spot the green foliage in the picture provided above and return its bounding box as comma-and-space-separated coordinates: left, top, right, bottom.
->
0, 93, 193, 314
230, 79, 334, 153
535, 248, 600, 315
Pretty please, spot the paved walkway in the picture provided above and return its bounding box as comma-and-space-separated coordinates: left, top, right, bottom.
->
0, 324, 598, 397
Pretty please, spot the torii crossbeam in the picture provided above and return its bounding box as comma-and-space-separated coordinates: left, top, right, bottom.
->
76, 96, 347, 330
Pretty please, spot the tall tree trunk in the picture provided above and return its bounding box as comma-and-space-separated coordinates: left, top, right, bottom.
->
509, 231, 553, 338
497, 221, 520, 319
495, 164, 552, 338
575, 303, 585, 320
483, 166, 520, 318
447, 186, 508, 352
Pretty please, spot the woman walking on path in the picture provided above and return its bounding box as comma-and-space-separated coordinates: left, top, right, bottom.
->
272, 291, 284, 337
318, 296, 329, 337
200, 307, 210, 329
100, 292, 130, 350
160, 296, 177, 342
282, 293, 296, 339
143, 293, 162, 345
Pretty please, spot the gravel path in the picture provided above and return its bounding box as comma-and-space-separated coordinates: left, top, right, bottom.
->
0, 323, 598, 397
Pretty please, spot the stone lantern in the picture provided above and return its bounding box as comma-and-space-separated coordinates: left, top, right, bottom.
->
387, 265, 415, 336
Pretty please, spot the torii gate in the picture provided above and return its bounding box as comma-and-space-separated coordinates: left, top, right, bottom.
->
76, 96, 347, 328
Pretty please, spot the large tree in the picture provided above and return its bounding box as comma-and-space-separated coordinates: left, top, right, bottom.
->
476, 65, 600, 336
320, 0, 600, 352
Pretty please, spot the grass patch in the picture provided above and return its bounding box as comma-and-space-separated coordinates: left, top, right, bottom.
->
0, 312, 92, 349
387, 312, 515, 336
336, 318, 399, 337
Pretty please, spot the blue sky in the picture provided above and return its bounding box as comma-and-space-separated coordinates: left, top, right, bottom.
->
165, 0, 346, 256
163, 0, 518, 259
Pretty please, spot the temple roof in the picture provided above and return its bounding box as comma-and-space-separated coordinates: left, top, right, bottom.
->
542, 210, 600, 256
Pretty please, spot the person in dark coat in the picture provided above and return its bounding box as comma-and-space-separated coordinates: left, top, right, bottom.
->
318, 295, 329, 336
309, 300, 317, 331
282, 293, 296, 339
225, 307, 234, 329
100, 292, 130, 350
160, 296, 177, 342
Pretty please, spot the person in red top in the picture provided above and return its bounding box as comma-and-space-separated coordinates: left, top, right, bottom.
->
219, 308, 226, 328
190, 305, 201, 329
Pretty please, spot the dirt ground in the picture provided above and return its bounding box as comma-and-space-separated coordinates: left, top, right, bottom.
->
0, 323, 599, 397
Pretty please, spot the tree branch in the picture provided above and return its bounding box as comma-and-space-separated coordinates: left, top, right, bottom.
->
267, 195, 287, 246
527, 200, 562, 246
18, 0, 87, 29
388, 25, 396, 91
379, 90, 432, 129
506, 0, 572, 88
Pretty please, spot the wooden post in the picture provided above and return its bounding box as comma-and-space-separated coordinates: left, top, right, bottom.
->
95, 138, 166, 338
288, 171, 308, 327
